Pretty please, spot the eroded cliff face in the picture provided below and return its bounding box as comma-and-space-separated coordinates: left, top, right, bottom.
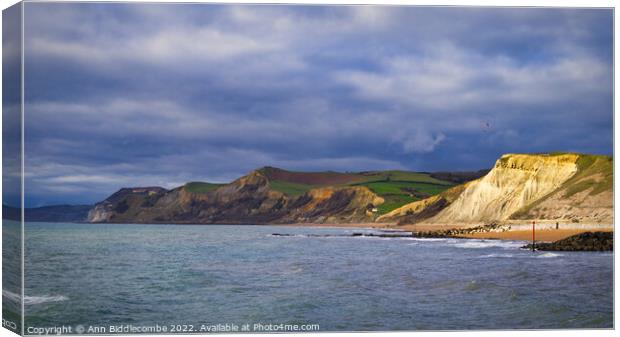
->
380, 153, 613, 225
87, 153, 613, 225
87, 170, 383, 224
431, 154, 580, 223
87, 187, 168, 223
279, 186, 384, 223
509, 155, 613, 223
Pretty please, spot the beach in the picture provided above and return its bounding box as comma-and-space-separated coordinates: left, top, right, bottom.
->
283, 222, 613, 242
462, 228, 614, 242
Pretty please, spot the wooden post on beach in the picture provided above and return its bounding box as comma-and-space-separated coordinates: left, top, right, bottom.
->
532, 220, 536, 252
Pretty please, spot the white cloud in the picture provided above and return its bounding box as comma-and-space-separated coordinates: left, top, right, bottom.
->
337, 42, 610, 110
29, 27, 281, 70
390, 128, 447, 154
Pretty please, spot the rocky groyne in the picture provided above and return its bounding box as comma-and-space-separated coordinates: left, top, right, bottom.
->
522, 232, 613, 251
413, 223, 509, 238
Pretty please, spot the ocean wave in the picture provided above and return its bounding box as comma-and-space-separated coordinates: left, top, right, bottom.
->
536, 252, 561, 258
2, 290, 20, 302
3, 290, 68, 305
477, 252, 561, 259
478, 253, 516, 258
464, 280, 482, 291
453, 240, 523, 250
408, 238, 450, 242
343, 230, 378, 234
271, 233, 413, 240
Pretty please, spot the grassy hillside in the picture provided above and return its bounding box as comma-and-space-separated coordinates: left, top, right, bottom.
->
376, 181, 472, 223
354, 179, 454, 214
268, 180, 316, 196
262, 168, 456, 214
352, 171, 454, 214
176, 168, 474, 215
563, 155, 612, 197
368, 170, 453, 185
147, 168, 477, 215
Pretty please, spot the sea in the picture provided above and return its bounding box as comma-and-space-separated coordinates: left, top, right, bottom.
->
2, 221, 614, 333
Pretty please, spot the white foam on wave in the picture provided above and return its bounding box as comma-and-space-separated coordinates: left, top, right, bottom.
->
3, 290, 68, 305
453, 239, 523, 250
537, 252, 561, 258
2, 290, 20, 302
24, 295, 68, 305
409, 238, 450, 242
478, 253, 516, 258
477, 251, 562, 259
343, 230, 377, 234
349, 235, 381, 240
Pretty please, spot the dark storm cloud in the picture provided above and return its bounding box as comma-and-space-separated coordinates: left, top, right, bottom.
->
20, 3, 613, 206
3, 3, 23, 207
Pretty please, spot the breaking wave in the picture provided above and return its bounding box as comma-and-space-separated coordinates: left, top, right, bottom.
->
478, 253, 516, 258
536, 252, 561, 258
3, 290, 68, 305
453, 239, 524, 250
477, 252, 562, 259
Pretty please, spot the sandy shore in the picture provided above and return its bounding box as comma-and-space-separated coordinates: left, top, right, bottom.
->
461, 229, 614, 242
277, 222, 613, 242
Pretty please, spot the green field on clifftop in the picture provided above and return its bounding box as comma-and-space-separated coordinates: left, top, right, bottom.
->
182, 169, 460, 215
354, 179, 454, 214
268, 180, 316, 196
265, 169, 456, 214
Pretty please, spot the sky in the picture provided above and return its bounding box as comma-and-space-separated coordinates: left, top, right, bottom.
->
8, 3, 614, 207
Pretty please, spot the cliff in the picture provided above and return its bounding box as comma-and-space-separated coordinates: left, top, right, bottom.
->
509, 154, 613, 223
87, 170, 385, 224
87, 153, 611, 225
377, 182, 470, 224
380, 153, 613, 225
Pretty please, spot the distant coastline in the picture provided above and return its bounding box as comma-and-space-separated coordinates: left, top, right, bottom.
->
7, 152, 613, 244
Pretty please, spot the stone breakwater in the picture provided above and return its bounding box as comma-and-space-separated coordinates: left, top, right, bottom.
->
522, 232, 613, 251
413, 223, 509, 238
